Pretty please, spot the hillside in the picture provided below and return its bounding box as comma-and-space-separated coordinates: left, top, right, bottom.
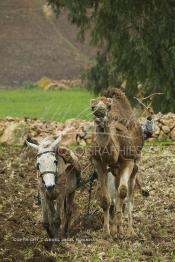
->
0, 0, 95, 87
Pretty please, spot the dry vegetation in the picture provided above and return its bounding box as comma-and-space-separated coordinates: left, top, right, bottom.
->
0, 144, 175, 262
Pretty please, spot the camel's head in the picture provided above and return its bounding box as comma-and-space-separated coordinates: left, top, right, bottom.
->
91, 97, 112, 131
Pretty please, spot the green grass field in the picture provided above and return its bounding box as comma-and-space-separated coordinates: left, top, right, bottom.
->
0, 88, 94, 122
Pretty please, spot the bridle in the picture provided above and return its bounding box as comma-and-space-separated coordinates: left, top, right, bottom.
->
36, 150, 58, 178
37, 150, 56, 158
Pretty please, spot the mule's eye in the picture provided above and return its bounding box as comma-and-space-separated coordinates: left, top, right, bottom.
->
54, 160, 58, 165
36, 163, 40, 170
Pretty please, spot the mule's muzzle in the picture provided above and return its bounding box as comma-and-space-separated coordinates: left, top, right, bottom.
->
45, 185, 55, 192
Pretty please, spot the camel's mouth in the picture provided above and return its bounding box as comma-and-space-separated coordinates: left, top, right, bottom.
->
93, 108, 106, 118
91, 98, 112, 121
98, 126, 105, 133
94, 116, 108, 133
91, 101, 107, 118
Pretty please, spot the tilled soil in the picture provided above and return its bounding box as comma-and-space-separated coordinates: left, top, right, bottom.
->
0, 145, 175, 262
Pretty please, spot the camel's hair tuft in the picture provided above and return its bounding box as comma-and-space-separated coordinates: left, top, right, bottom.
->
102, 87, 144, 159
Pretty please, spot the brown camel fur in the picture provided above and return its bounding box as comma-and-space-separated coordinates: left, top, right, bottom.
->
91, 88, 144, 238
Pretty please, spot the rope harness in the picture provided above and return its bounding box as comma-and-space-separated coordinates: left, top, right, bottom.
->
87, 170, 98, 215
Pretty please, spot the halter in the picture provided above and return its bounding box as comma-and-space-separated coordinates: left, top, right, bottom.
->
37, 150, 56, 158
38, 170, 58, 177
36, 150, 58, 178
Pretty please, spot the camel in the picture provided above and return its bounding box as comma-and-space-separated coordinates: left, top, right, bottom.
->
91, 88, 144, 238
27, 136, 81, 239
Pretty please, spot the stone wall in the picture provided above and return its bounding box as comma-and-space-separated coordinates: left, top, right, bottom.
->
0, 117, 94, 146
0, 113, 175, 146
153, 113, 175, 140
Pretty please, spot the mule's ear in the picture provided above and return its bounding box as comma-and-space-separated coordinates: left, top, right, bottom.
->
26, 140, 39, 150
51, 134, 62, 149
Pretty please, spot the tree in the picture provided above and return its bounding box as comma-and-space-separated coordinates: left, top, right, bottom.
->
48, 0, 175, 112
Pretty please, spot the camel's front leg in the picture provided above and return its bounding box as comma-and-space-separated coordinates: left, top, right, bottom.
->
127, 164, 138, 237
96, 162, 111, 239
115, 160, 134, 237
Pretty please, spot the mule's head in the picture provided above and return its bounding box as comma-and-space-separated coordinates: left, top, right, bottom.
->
91, 97, 112, 131
26, 136, 62, 193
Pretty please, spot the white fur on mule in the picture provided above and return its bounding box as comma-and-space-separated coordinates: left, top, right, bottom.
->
26, 135, 62, 188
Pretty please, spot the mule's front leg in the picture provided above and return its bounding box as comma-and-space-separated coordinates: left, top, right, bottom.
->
40, 192, 52, 237
55, 196, 66, 240
96, 162, 111, 239
47, 200, 59, 238
115, 160, 134, 237
64, 192, 75, 238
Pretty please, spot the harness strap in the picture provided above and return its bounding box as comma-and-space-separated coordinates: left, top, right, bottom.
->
39, 171, 57, 177
37, 151, 55, 158
87, 170, 98, 215
36, 151, 58, 178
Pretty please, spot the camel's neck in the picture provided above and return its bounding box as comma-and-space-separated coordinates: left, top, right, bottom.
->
95, 125, 111, 148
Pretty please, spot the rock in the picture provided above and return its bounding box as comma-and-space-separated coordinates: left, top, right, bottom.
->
159, 115, 175, 128
61, 126, 77, 146
55, 123, 64, 132
154, 126, 160, 136
169, 120, 175, 130
76, 121, 94, 145
64, 119, 83, 129
158, 130, 169, 141
162, 125, 170, 134
0, 122, 30, 145
5, 116, 15, 121
0, 126, 4, 136
170, 128, 175, 141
